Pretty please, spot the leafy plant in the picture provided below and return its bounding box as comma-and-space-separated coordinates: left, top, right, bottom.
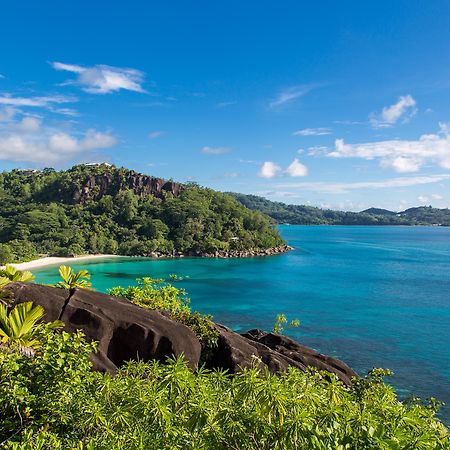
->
55, 265, 92, 290
0, 327, 448, 448
0, 302, 45, 352
0, 264, 35, 286
272, 313, 300, 334
109, 277, 219, 349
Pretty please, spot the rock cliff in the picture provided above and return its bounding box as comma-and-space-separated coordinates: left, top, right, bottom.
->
5, 282, 357, 386
73, 170, 182, 203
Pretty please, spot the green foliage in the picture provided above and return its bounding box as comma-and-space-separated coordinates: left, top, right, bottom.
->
0, 302, 45, 351
230, 192, 450, 226
0, 327, 448, 448
55, 265, 92, 290
272, 313, 300, 334
0, 166, 284, 263
0, 265, 35, 287
109, 277, 219, 349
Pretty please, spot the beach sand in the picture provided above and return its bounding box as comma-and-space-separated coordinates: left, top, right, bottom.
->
1, 254, 120, 271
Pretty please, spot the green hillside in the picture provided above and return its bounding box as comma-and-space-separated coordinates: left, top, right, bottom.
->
230, 193, 450, 226
0, 165, 283, 263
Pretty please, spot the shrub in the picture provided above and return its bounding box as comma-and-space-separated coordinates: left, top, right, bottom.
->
0, 327, 448, 449
109, 277, 219, 349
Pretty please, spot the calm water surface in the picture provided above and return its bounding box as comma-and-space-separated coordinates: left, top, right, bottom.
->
34, 226, 450, 421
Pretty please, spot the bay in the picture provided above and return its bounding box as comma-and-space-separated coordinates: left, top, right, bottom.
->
33, 225, 450, 421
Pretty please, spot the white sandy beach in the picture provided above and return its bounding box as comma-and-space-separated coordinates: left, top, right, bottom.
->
1, 254, 121, 271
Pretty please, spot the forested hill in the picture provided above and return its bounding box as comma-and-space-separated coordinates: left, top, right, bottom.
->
0, 164, 284, 263
229, 193, 450, 226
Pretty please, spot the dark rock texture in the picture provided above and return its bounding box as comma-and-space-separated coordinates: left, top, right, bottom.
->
6, 283, 201, 372
5, 283, 356, 385
242, 329, 358, 386
73, 170, 182, 203
207, 325, 357, 387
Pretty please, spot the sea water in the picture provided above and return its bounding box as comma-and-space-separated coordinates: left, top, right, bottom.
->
34, 226, 450, 421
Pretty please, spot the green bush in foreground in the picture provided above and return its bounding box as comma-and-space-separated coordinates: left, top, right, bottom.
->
109, 277, 219, 349
0, 326, 448, 449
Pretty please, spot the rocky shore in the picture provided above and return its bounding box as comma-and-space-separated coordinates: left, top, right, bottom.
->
145, 244, 294, 259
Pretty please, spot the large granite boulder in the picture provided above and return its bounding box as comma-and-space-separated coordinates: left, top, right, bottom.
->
5, 283, 357, 386
6, 283, 202, 372
207, 325, 356, 387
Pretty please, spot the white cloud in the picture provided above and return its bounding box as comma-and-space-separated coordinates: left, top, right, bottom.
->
0, 115, 116, 164
13, 117, 42, 132
52, 62, 146, 94
216, 101, 236, 108
0, 94, 75, 107
258, 161, 281, 178
275, 174, 450, 194
201, 146, 230, 155
0, 107, 17, 121
285, 158, 308, 177
269, 85, 314, 109
149, 130, 166, 139
327, 124, 450, 172
293, 127, 331, 136
432, 193, 443, 200
370, 95, 417, 128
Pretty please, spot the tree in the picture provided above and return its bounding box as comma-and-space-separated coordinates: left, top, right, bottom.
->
0, 244, 14, 265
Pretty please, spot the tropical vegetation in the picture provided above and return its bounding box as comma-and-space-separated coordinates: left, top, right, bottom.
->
0, 165, 283, 263
230, 193, 450, 226
0, 268, 448, 448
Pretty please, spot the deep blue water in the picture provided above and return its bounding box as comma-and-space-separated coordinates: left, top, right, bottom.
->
33, 226, 450, 422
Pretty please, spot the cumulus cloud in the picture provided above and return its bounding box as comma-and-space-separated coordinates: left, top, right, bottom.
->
370, 95, 417, 128
285, 158, 308, 177
149, 130, 166, 139
0, 107, 17, 121
0, 115, 116, 164
275, 174, 450, 194
12, 117, 42, 132
269, 85, 314, 109
52, 62, 146, 94
201, 146, 230, 155
293, 127, 331, 136
327, 123, 450, 173
0, 94, 75, 108
258, 161, 281, 179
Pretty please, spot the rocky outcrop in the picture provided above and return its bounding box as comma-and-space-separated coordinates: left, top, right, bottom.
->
73, 170, 182, 203
206, 325, 357, 387
4, 283, 356, 386
6, 283, 201, 372
242, 329, 358, 387
142, 244, 294, 259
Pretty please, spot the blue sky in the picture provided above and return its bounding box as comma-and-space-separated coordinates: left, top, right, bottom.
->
1, 1, 450, 211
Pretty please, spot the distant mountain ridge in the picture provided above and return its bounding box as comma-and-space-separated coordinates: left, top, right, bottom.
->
229, 193, 450, 226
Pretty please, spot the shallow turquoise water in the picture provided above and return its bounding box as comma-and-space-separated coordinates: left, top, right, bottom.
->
34, 226, 450, 421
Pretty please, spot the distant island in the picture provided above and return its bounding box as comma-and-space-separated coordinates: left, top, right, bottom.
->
0, 164, 286, 264
230, 193, 450, 226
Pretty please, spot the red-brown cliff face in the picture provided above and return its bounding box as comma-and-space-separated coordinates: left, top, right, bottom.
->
73, 170, 182, 203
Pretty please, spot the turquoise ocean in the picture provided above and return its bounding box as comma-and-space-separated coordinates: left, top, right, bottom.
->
33, 226, 450, 421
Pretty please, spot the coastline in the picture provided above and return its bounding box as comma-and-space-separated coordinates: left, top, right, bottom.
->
1, 245, 294, 272
1, 254, 121, 271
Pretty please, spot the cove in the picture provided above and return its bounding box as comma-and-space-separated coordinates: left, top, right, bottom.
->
33, 225, 450, 422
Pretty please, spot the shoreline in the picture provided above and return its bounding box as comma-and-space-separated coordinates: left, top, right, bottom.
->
1, 254, 121, 271
1, 245, 294, 272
